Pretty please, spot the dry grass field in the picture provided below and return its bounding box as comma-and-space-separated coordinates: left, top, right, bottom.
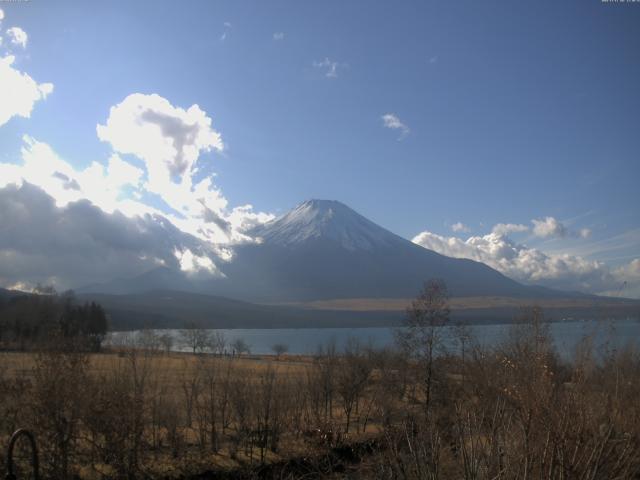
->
0, 347, 389, 479
0, 350, 313, 381
282, 295, 640, 312
2, 306, 640, 479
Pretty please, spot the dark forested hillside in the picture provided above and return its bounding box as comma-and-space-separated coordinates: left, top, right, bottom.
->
0, 288, 108, 351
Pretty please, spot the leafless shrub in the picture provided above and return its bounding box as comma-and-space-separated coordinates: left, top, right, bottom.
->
30, 348, 88, 479
336, 339, 372, 434
180, 322, 213, 354
396, 279, 450, 417
272, 343, 289, 358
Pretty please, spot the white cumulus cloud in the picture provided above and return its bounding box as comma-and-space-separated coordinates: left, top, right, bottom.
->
451, 222, 470, 233
105, 154, 144, 189
532, 216, 568, 238
273, 32, 284, 40
6, 26, 27, 48
412, 227, 639, 296
0, 135, 155, 218
0, 92, 275, 289
97, 93, 223, 190
0, 55, 53, 127
313, 58, 344, 78
13, 92, 273, 248
381, 113, 410, 140
492, 223, 529, 235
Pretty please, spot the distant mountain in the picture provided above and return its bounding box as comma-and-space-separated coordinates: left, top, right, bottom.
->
0, 288, 14, 300
77, 289, 398, 330
82, 199, 577, 302
67, 287, 640, 330
207, 200, 563, 302
0, 287, 29, 300
79, 266, 197, 295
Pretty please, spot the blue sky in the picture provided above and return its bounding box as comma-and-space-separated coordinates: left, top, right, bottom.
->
0, 0, 639, 295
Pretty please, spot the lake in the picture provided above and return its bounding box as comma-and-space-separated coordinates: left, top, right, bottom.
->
108, 318, 640, 357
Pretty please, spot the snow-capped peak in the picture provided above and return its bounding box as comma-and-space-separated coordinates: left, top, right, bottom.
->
251, 199, 402, 251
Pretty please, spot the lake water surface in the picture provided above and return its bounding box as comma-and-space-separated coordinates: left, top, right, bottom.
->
109, 318, 640, 357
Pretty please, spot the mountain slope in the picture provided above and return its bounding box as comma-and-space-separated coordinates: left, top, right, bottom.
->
78, 290, 398, 329
77, 289, 640, 330
208, 200, 559, 302
79, 267, 198, 295
81, 199, 577, 303
72, 199, 640, 328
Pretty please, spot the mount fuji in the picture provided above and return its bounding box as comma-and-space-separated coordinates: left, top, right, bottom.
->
83, 199, 562, 301
75, 200, 640, 328
206, 199, 556, 302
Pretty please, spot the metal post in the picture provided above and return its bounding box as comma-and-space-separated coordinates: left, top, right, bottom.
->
5, 429, 39, 480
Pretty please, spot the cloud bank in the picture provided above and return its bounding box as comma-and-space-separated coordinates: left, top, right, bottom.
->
0, 16, 272, 291
0, 183, 221, 290
0, 96, 272, 288
0, 91, 274, 290
95, 93, 273, 245
412, 228, 638, 297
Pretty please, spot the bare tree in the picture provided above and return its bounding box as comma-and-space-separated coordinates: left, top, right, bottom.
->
180, 322, 212, 354
158, 332, 174, 353
231, 337, 250, 356
180, 359, 201, 428
196, 356, 220, 451
212, 331, 227, 355
336, 339, 372, 433
138, 328, 161, 352
310, 340, 338, 424
396, 279, 450, 417
217, 358, 235, 435
272, 343, 289, 358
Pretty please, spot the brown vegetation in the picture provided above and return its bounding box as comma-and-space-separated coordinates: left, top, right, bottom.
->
1, 283, 639, 478
284, 295, 640, 313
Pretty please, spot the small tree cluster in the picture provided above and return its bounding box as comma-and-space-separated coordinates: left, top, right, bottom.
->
0, 289, 108, 351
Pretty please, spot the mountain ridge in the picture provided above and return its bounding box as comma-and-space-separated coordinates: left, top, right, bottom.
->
251, 199, 405, 251
80, 199, 591, 302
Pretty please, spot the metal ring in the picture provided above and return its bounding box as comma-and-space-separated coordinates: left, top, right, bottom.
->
6, 429, 39, 480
